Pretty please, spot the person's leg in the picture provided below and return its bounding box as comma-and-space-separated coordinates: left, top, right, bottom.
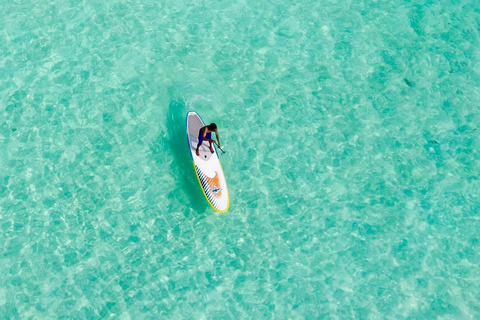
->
196, 143, 201, 156
206, 132, 214, 153
196, 134, 204, 156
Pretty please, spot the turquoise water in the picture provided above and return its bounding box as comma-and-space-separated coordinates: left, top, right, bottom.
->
1, 0, 480, 318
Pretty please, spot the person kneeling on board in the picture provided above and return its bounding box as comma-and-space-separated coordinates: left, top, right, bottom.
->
196, 123, 221, 156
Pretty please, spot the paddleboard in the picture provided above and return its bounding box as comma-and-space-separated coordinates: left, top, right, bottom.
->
186, 111, 229, 212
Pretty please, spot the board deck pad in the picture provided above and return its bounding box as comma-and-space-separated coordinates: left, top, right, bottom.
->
186, 111, 229, 212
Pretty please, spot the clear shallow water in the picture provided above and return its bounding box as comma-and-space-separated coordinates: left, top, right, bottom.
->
1, 0, 480, 318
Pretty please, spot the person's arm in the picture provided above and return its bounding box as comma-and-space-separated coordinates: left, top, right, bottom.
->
203, 129, 213, 142
204, 129, 217, 143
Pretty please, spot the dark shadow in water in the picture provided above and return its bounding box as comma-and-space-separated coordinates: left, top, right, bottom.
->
167, 99, 208, 214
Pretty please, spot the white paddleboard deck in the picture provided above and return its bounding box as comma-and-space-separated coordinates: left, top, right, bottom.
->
186, 111, 229, 212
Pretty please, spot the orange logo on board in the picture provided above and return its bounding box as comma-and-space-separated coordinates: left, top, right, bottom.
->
205, 173, 222, 198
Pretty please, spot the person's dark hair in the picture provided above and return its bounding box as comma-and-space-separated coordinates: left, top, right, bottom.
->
208, 123, 217, 131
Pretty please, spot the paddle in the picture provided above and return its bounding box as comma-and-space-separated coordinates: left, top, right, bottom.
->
214, 142, 226, 154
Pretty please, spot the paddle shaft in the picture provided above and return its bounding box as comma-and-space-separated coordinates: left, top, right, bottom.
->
214, 142, 226, 153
